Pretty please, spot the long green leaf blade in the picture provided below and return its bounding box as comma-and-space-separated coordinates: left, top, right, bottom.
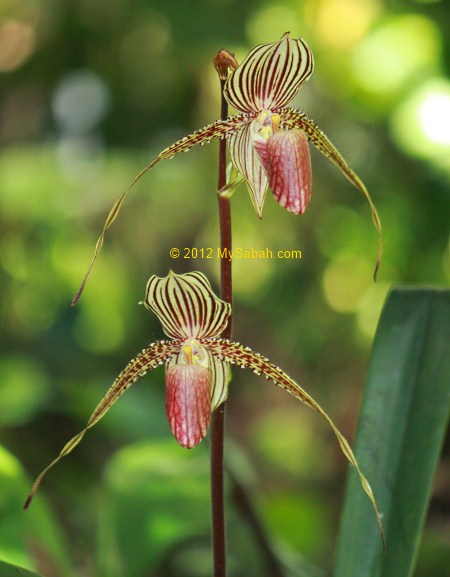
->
0, 560, 45, 577
333, 287, 450, 577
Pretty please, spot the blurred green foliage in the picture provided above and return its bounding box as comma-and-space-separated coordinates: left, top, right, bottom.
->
0, 0, 448, 576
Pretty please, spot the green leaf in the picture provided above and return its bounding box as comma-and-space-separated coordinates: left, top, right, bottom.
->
0, 560, 44, 577
333, 287, 450, 577
0, 444, 74, 577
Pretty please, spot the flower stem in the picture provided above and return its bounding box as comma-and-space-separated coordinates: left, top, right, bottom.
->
210, 74, 232, 577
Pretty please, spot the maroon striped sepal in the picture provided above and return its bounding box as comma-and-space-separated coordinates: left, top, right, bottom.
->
224, 31, 313, 113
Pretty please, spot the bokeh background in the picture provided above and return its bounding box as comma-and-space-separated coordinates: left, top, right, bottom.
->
0, 0, 449, 576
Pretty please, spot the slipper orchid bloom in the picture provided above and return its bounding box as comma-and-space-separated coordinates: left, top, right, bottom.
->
74, 32, 382, 304
26, 271, 384, 545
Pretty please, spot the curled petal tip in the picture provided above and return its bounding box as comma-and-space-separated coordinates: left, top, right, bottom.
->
373, 259, 380, 282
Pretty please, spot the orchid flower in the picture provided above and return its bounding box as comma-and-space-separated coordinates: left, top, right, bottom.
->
73, 32, 382, 304
26, 271, 384, 545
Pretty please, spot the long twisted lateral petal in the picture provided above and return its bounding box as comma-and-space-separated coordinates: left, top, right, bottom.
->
279, 108, 383, 279
24, 340, 181, 508
205, 338, 386, 548
72, 113, 252, 305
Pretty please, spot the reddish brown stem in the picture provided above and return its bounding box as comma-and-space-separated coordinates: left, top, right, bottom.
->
210, 77, 232, 577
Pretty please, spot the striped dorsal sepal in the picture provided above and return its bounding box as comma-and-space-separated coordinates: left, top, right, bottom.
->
144, 271, 231, 340
224, 32, 314, 113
